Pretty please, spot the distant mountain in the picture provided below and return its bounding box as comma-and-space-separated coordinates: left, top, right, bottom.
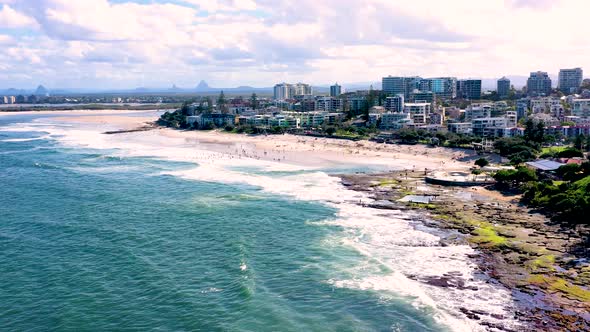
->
196, 80, 210, 91
35, 85, 49, 96
0, 88, 30, 95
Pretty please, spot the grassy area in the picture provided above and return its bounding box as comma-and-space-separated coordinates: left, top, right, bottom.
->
542, 146, 569, 154
377, 179, 399, 187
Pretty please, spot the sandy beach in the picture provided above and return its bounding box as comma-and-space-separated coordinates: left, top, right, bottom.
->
25, 109, 475, 171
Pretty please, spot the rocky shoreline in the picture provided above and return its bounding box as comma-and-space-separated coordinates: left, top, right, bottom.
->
338, 170, 590, 331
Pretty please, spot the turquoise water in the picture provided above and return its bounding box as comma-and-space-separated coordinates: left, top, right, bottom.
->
0, 114, 447, 331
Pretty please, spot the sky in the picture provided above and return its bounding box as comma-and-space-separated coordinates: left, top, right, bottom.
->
0, 0, 588, 89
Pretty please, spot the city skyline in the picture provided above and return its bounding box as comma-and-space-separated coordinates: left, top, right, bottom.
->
0, 0, 589, 89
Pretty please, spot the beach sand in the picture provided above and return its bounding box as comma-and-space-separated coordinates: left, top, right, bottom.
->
6, 109, 476, 171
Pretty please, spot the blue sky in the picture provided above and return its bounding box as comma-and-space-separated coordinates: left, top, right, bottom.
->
0, 0, 587, 89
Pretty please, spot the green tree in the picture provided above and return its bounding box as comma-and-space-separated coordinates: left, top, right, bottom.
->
250, 93, 258, 110
557, 148, 584, 159
556, 163, 583, 181
475, 158, 489, 168
217, 91, 227, 113
574, 134, 585, 151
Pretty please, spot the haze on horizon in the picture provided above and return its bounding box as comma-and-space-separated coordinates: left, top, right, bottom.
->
0, 0, 588, 90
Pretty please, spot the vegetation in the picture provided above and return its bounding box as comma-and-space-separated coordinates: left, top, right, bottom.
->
475, 158, 489, 168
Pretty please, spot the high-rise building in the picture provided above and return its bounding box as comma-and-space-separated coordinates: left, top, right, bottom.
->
423, 77, 457, 99
527, 71, 552, 97
329, 83, 342, 97
497, 77, 511, 99
274, 83, 312, 100
384, 95, 404, 112
293, 83, 312, 96
382, 76, 421, 99
558, 68, 583, 94
273, 83, 291, 100
457, 79, 482, 100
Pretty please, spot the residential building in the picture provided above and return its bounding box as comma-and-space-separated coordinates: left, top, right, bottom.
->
380, 112, 412, 130
472, 117, 509, 137
527, 71, 552, 96
530, 113, 560, 126
558, 68, 583, 94
530, 97, 561, 114
274, 83, 311, 100
410, 91, 435, 104
457, 79, 482, 99
506, 111, 518, 127
382, 76, 421, 99
273, 83, 292, 100
572, 99, 590, 118
315, 97, 343, 112
497, 77, 510, 99
465, 103, 492, 121
348, 96, 366, 112
329, 83, 342, 97
447, 122, 472, 134
516, 99, 529, 120
404, 102, 431, 125
294, 83, 312, 96
429, 112, 445, 125
186, 113, 236, 129
384, 95, 404, 112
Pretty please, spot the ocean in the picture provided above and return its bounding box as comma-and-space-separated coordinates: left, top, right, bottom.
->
0, 111, 518, 331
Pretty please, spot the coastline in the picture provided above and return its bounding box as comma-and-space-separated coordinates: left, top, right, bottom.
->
338, 170, 590, 331
11, 109, 589, 331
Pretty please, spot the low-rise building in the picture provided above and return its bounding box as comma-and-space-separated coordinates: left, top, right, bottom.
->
186, 113, 236, 129
316, 97, 343, 112
447, 122, 472, 134
384, 95, 404, 112
404, 102, 430, 124
472, 117, 509, 137
572, 99, 590, 118
465, 103, 493, 121
380, 112, 412, 130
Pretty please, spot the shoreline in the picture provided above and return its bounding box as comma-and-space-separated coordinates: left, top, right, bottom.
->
338, 170, 590, 331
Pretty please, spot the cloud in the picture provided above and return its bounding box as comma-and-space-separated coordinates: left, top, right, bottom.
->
15, 0, 196, 42
183, 0, 257, 12
507, 0, 554, 9
0, 0, 589, 89
0, 4, 37, 28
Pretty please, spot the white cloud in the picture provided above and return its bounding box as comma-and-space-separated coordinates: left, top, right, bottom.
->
0, 0, 590, 88
0, 4, 37, 28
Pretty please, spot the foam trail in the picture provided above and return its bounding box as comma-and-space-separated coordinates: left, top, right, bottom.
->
3, 118, 522, 332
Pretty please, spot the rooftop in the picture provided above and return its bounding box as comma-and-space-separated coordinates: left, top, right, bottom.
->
525, 159, 565, 171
